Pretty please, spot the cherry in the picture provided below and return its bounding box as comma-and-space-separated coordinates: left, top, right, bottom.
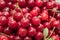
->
37, 24, 44, 32
0, 0, 6, 9
0, 11, 3, 16
15, 36, 22, 40
58, 4, 60, 10
2, 11, 10, 18
51, 20, 60, 28
33, 6, 41, 13
13, 12, 22, 21
52, 35, 59, 40
9, 35, 15, 40
0, 16, 8, 26
18, 27, 27, 37
43, 22, 51, 29
35, 0, 43, 7
56, 12, 60, 20
42, 10, 48, 14
21, 18, 30, 28
18, 0, 26, 7
0, 34, 9, 40
28, 27, 37, 37
40, 12, 48, 20
0, 26, 3, 32
3, 27, 11, 35
28, 0, 35, 7
24, 36, 32, 40
35, 32, 43, 40
30, 9, 38, 17
32, 16, 41, 25
8, 17, 18, 29
46, 2, 53, 9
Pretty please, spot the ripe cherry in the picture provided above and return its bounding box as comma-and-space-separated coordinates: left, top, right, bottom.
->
24, 36, 32, 40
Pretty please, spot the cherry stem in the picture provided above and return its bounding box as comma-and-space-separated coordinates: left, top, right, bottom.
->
16, 3, 24, 18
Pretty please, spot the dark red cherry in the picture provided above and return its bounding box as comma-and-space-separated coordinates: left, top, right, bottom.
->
0, 26, 3, 32
21, 18, 30, 28
13, 12, 22, 21
56, 12, 60, 20
35, 0, 43, 7
18, 27, 27, 37
15, 36, 22, 40
0, 34, 9, 40
0, 11, 3, 16
24, 36, 32, 40
28, 27, 37, 37
35, 32, 43, 40
58, 4, 60, 10
32, 16, 41, 25
0, 16, 8, 25
28, 0, 35, 7
37, 24, 44, 32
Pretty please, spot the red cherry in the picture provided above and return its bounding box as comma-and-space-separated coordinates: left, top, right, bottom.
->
35, 0, 43, 7
58, 4, 60, 10
0, 16, 8, 25
37, 24, 44, 32
21, 18, 30, 28
32, 16, 41, 25
0, 26, 3, 32
35, 32, 43, 40
0, 35, 9, 40
40, 12, 48, 20
24, 36, 32, 40
28, 27, 37, 37
13, 12, 22, 21
18, 27, 27, 37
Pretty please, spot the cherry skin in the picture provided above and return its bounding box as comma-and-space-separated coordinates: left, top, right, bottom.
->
28, 0, 35, 7
35, 32, 43, 40
33, 6, 41, 13
18, 0, 26, 7
24, 36, 32, 40
35, 0, 43, 7
28, 27, 37, 37
40, 12, 48, 21
0, 16, 8, 26
56, 12, 60, 20
52, 35, 59, 40
9, 35, 15, 40
15, 36, 22, 40
46, 2, 53, 9
18, 27, 27, 37
43, 22, 51, 29
32, 16, 41, 25
0, 11, 3, 16
8, 17, 18, 29
0, 26, 3, 32
30, 9, 38, 17
51, 20, 60, 28
37, 24, 44, 32
21, 18, 30, 28
58, 4, 60, 10
0, 34, 9, 40
13, 12, 22, 21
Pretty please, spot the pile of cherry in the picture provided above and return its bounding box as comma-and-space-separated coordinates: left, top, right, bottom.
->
0, 0, 60, 40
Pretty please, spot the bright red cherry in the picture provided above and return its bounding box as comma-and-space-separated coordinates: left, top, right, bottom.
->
0, 35, 9, 40
35, 32, 43, 40
46, 2, 53, 9
28, 27, 37, 37
43, 22, 51, 29
24, 36, 32, 40
35, 0, 43, 7
42, 10, 48, 14
32, 16, 41, 25
9, 35, 15, 40
33, 6, 41, 13
15, 36, 22, 40
21, 18, 30, 28
30, 9, 38, 17
0, 16, 8, 25
8, 17, 18, 29
40, 12, 48, 21
37, 24, 44, 32
0, 11, 3, 16
52, 35, 59, 40
13, 12, 22, 21
56, 12, 60, 20
28, 0, 35, 7
51, 20, 60, 28
18, 27, 27, 37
